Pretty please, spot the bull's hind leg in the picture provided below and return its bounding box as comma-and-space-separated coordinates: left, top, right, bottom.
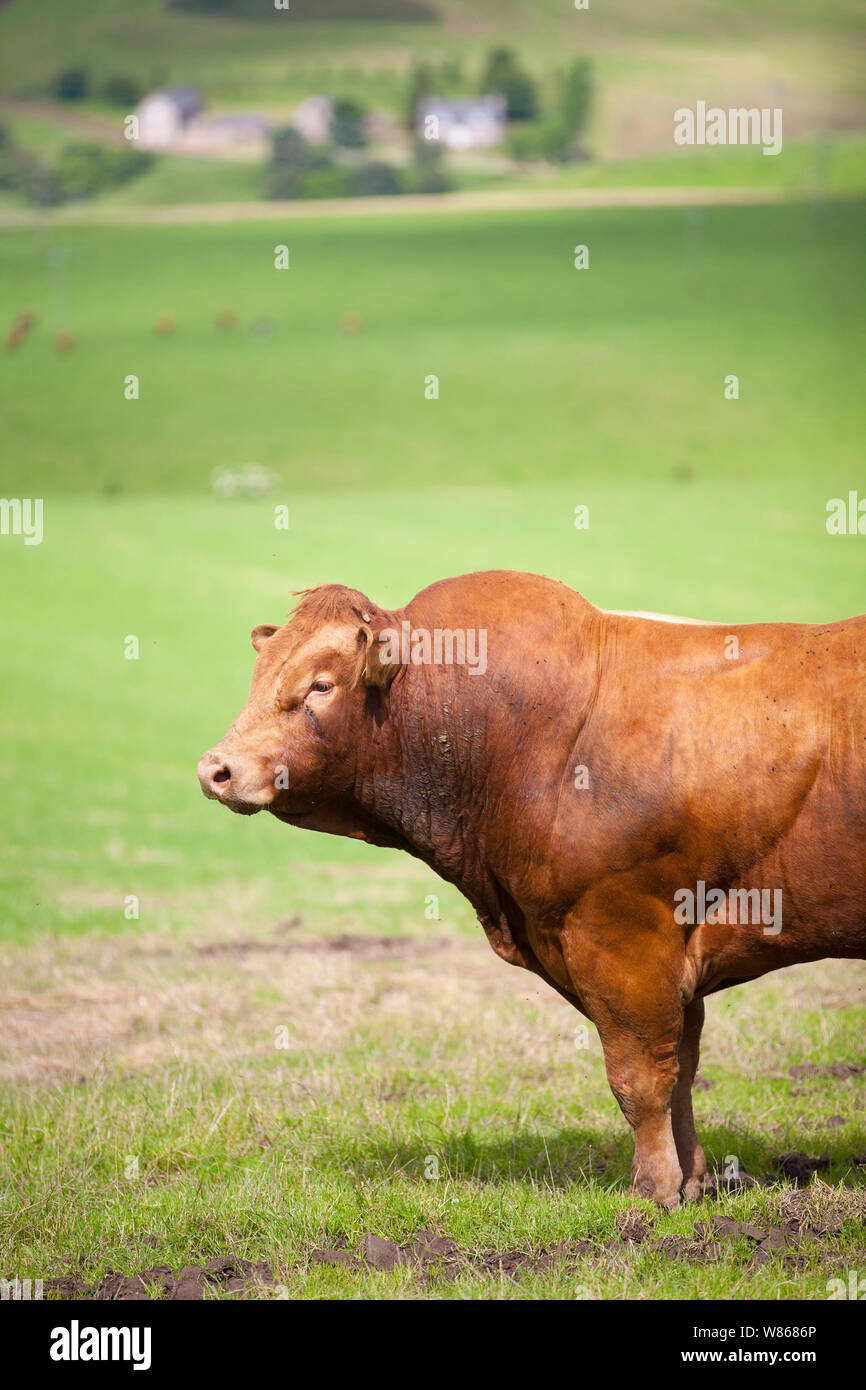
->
671, 998, 707, 1200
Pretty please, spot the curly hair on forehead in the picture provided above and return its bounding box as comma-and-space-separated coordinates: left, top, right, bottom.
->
287, 584, 377, 632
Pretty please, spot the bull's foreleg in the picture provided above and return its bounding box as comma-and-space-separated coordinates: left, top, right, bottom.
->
562, 910, 690, 1207
590, 1002, 684, 1208
671, 998, 707, 1200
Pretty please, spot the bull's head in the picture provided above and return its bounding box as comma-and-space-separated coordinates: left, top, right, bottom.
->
197, 585, 399, 827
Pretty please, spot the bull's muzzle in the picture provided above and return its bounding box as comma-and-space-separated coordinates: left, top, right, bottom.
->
197, 750, 232, 800
197, 749, 267, 815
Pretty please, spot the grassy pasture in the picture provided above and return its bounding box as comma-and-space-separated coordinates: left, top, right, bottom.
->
0, 199, 864, 1298
3, 118, 866, 208
1, 913, 864, 1299
1, 199, 865, 497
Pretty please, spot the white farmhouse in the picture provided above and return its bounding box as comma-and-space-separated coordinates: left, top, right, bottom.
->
416, 95, 507, 152
182, 114, 270, 159
290, 95, 334, 147
136, 85, 203, 151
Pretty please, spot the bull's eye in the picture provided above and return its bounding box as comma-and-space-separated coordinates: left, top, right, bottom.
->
309, 680, 334, 695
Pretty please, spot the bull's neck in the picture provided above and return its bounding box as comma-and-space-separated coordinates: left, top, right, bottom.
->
350, 666, 497, 908
351, 610, 601, 928
350, 667, 555, 975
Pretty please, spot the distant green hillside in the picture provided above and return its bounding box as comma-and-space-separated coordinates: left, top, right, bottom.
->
0, 0, 863, 161
167, 0, 438, 18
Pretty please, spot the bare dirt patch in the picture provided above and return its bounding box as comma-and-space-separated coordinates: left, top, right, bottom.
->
313, 1228, 598, 1281
789, 1062, 864, 1081
774, 1151, 831, 1184
195, 933, 451, 959
44, 1257, 274, 1302
48, 1185, 866, 1298
45, 1232, 596, 1298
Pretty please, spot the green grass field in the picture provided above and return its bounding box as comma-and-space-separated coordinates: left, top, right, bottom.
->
4, 116, 865, 209
0, 198, 864, 1298
3, 199, 865, 497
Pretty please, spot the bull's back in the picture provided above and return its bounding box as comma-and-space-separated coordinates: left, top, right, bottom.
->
639, 612, 866, 954
551, 611, 866, 939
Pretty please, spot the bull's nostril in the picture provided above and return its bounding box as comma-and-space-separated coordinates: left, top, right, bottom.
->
213, 767, 231, 785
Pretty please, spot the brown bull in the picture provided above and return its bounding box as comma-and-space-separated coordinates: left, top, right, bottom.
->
198, 570, 866, 1206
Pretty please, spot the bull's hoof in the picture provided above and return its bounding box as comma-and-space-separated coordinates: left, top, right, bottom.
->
681, 1175, 707, 1202
632, 1171, 682, 1209
633, 1185, 680, 1210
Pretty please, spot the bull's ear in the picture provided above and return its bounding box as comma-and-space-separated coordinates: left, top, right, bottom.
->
251, 623, 279, 653
359, 622, 400, 690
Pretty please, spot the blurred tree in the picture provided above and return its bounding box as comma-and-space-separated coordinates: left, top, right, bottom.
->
405, 61, 434, 133
266, 126, 328, 199
0, 123, 50, 202
53, 142, 154, 202
298, 165, 354, 199
412, 138, 451, 193
508, 120, 572, 164
54, 67, 90, 102
331, 99, 366, 150
352, 161, 402, 196
100, 75, 144, 108
479, 48, 537, 121
438, 58, 463, 91
560, 59, 594, 144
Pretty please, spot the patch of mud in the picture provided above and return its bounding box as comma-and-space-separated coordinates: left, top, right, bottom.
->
309, 1228, 595, 1280
705, 1151, 856, 1194
775, 1183, 866, 1230
690, 1209, 855, 1269
789, 1062, 864, 1081
704, 1171, 768, 1195
27, 1168, 866, 1303
616, 1207, 655, 1243
774, 1152, 831, 1185
310, 1230, 464, 1275
273, 914, 304, 934
43, 1256, 274, 1301
643, 1209, 849, 1270
196, 934, 449, 959
610, 1185, 866, 1271
645, 1235, 728, 1265
471, 1241, 595, 1276
613, 1208, 722, 1266
334, 1206, 860, 1281
42, 1187, 866, 1298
